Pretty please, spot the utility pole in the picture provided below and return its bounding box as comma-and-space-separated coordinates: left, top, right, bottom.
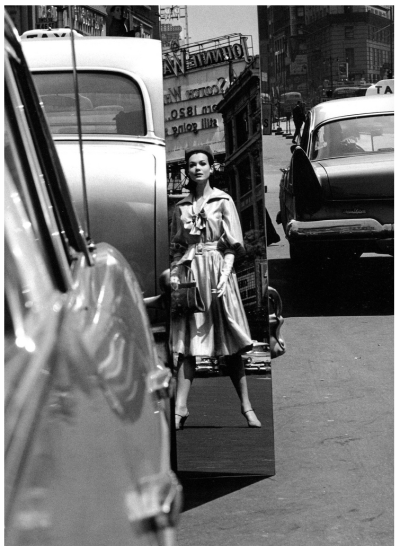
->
184, 5, 189, 46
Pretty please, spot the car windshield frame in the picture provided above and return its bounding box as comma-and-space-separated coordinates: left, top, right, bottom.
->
310, 113, 394, 161
32, 70, 147, 137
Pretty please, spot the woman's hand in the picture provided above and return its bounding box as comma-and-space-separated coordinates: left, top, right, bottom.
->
216, 273, 228, 297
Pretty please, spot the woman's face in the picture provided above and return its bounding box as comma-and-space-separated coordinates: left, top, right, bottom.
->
111, 6, 122, 19
187, 153, 213, 184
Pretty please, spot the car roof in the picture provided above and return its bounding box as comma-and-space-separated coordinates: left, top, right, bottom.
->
312, 94, 394, 126
21, 37, 164, 139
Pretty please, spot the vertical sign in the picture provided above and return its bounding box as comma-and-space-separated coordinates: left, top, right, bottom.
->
262, 102, 272, 135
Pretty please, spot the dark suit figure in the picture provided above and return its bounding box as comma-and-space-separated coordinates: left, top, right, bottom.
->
292, 101, 305, 144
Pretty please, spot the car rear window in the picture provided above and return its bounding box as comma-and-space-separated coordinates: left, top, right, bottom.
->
32, 71, 146, 136
311, 114, 394, 160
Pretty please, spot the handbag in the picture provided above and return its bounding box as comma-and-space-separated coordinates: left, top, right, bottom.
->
171, 264, 205, 316
268, 286, 286, 359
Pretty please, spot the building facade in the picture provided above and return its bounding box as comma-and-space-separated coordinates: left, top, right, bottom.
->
258, 5, 394, 106
217, 56, 264, 245
162, 34, 254, 195
217, 56, 270, 342
5, 5, 160, 39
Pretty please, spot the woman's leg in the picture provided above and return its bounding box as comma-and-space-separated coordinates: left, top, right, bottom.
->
227, 354, 261, 427
175, 356, 196, 423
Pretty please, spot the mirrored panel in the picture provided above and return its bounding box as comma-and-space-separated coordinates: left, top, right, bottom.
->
163, 7, 275, 481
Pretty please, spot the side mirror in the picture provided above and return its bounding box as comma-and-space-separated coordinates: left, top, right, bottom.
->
290, 144, 297, 154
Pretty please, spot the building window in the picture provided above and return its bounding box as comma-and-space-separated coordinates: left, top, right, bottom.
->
344, 6, 353, 14
256, 199, 265, 234
241, 205, 255, 233
345, 26, 354, 39
227, 170, 237, 202
235, 107, 249, 148
345, 48, 354, 69
226, 118, 234, 156
253, 151, 262, 186
237, 157, 252, 196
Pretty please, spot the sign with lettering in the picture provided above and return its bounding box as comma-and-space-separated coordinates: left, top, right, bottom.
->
164, 60, 247, 162
365, 78, 394, 96
163, 35, 250, 77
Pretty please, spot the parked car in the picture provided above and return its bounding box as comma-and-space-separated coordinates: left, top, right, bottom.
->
4, 14, 181, 546
21, 31, 169, 322
241, 342, 271, 373
195, 356, 219, 376
277, 94, 394, 262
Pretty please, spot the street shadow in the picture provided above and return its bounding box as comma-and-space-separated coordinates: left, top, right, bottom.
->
177, 471, 270, 512
268, 255, 394, 317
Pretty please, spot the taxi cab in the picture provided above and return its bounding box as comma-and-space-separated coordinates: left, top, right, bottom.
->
5, 14, 181, 545
21, 31, 169, 304
278, 94, 394, 262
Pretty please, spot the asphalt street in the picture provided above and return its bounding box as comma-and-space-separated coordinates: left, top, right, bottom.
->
176, 124, 394, 546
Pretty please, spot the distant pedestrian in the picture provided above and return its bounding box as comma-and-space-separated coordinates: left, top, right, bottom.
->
292, 101, 305, 144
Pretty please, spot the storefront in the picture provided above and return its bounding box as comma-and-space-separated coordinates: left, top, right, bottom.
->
35, 6, 106, 36
163, 34, 253, 194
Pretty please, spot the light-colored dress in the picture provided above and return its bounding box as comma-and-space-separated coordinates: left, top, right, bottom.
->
170, 187, 252, 358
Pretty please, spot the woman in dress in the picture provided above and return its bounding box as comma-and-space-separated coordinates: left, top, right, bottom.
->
170, 145, 261, 430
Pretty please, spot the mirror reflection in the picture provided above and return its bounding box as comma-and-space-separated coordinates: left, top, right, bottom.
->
163, 8, 275, 478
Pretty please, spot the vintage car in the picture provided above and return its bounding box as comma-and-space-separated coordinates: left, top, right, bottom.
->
241, 342, 271, 373
5, 14, 181, 546
195, 356, 219, 376
277, 94, 394, 262
21, 31, 169, 317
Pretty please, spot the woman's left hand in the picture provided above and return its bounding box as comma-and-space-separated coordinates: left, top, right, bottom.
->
216, 274, 228, 297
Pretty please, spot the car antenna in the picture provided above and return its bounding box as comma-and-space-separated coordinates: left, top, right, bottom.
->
69, 25, 94, 250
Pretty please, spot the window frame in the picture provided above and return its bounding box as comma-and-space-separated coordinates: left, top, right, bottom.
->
32, 69, 147, 137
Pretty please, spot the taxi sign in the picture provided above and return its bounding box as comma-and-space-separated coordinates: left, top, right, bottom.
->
365, 78, 394, 96
21, 28, 83, 40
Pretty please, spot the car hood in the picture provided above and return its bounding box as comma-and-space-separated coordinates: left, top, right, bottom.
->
55, 140, 157, 297
315, 153, 394, 200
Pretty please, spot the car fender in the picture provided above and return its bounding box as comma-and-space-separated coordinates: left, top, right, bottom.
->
290, 147, 323, 215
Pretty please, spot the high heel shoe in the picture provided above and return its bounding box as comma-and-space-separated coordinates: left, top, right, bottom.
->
175, 412, 189, 430
241, 408, 262, 428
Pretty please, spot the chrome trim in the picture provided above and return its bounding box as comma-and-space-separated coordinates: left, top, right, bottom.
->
52, 134, 166, 147
147, 368, 173, 400
125, 471, 183, 529
287, 218, 394, 238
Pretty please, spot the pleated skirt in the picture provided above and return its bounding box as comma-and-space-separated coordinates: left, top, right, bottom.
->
170, 249, 253, 358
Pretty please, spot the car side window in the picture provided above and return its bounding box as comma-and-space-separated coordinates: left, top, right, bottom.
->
5, 52, 72, 293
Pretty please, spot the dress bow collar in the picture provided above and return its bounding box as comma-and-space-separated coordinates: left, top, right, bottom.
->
184, 210, 207, 235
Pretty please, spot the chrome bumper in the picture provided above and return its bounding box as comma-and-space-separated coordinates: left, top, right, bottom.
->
287, 218, 394, 239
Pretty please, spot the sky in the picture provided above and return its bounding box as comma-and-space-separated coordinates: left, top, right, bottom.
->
180, 5, 259, 54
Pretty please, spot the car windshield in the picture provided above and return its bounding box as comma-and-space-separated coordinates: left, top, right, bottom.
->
311, 114, 394, 160
32, 71, 146, 136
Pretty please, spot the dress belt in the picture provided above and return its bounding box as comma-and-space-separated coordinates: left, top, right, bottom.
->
177, 242, 219, 264
193, 242, 218, 255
